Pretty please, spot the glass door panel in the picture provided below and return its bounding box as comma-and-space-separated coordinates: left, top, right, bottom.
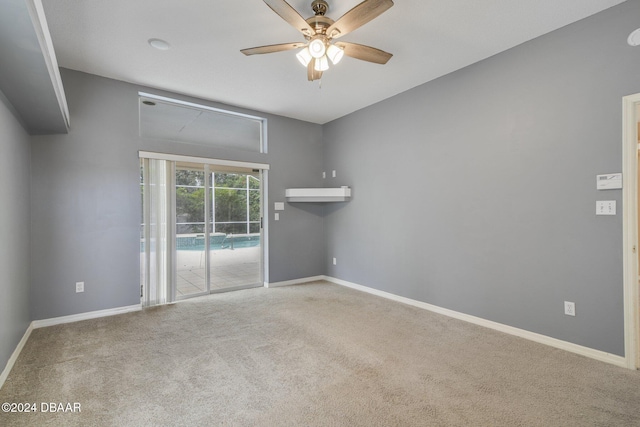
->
209, 172, 262, 291
175, 163, 208, 298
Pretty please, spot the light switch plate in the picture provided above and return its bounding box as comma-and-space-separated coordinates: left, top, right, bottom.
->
596, 200, 616, 215
274, 202, 285, 211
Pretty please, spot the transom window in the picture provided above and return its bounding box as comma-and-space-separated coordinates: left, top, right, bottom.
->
139, 92, 267, 153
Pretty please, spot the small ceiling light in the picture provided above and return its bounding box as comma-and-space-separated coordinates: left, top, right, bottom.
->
148, 38, 171, 50
327, 44, 344, 65
314, 55, 329, 72
308, 38, 326, 59
628, 29, 640, 46
296, 47, 312, 67
142, 100, 156, 106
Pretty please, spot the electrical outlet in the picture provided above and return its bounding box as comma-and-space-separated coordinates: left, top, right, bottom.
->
333, 257, 337, 265
76, 281, 84, 293
564, 301, 575, 316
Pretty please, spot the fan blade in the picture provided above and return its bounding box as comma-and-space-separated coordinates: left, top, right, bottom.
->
307, 59, 323, 81
335, 42, 392, 64
241, 42, 306, 56
263, 0, 315, 36
326, 0, 394, 39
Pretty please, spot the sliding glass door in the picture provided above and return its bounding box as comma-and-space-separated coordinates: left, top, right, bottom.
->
141, 155, 265, 305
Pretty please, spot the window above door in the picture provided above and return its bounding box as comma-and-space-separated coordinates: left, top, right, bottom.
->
139, 92, 267, 153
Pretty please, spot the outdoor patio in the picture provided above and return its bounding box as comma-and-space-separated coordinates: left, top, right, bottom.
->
176, 246, 261, 296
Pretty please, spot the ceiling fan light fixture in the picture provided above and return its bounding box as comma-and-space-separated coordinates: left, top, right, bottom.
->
239, 0, 395, 82
296, 47, 312, 67
308, 38, 326, 59
314, 55, 329, 72
327, 44, 344, 65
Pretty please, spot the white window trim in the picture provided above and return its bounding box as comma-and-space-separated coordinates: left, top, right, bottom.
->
139, 151, 270, 171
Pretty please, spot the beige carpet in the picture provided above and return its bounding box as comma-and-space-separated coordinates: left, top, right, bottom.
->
1, 281, 640, 426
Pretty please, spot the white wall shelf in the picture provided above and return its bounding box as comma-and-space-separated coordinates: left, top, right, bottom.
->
285, 187, 351, 203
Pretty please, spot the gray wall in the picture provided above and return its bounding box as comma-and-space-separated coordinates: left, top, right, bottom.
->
323, 1, 640, 356
30, 69, 323, 320
0, 92, 31, 371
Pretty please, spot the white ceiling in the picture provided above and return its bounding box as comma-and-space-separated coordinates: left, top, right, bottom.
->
42, 0, 626, 124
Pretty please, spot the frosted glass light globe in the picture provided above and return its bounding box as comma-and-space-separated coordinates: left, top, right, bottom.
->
309, 38, 326, 59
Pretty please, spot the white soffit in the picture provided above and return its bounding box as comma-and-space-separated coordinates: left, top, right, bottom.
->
0, 0, 69, 134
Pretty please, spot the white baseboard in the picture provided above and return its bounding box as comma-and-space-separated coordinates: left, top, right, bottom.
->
0, 323, 33, 390
266, 275, 325, 288
32, 304, 141, 329
324, 276, 629, 369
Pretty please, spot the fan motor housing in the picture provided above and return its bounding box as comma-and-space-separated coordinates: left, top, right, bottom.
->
306, 15, 334, 35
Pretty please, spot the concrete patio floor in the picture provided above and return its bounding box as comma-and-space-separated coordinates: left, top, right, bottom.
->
176, 246, 261, 297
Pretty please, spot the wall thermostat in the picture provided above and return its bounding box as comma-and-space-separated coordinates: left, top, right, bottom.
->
596, 173, 622, 190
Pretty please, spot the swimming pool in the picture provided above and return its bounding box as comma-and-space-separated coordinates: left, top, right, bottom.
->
178, 234, 260, 251
141, 234, 260, 252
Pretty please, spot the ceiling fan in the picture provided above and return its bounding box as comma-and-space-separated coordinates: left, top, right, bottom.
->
241, 0, 394, 81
